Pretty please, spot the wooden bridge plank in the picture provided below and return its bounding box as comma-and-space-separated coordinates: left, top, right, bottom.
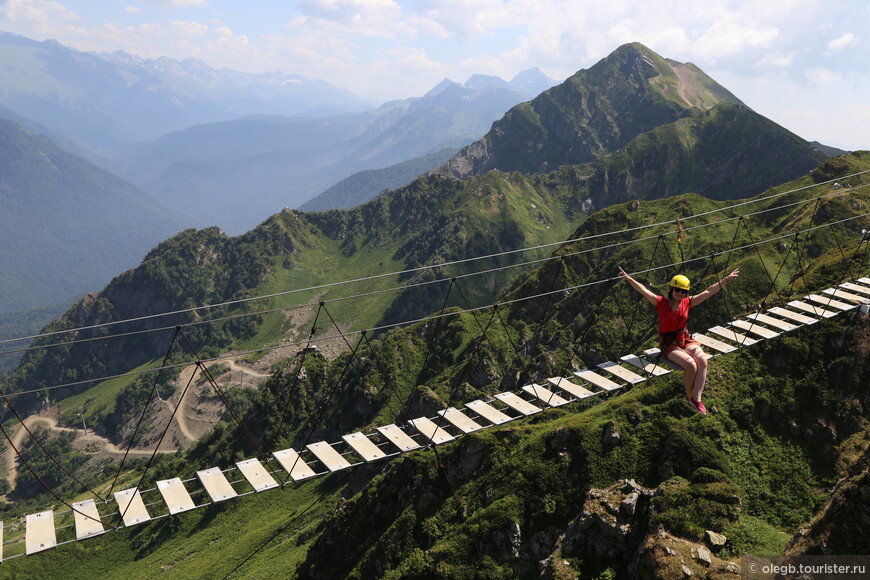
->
114, 488, 151, 527
619, 354, 672, 376
408, 417, 455, 445
823, 287, 870, 303
342, 432, 388, 462
597, 361, 645, 384
806, 293, 854, 311
522, 383, 569, 407
495, 391, 542, 415
197, 467, 239, 502
573, 369, 622, 392
438, 407, 484, 433
465, 400, 513, 425
747, 312, 799, 332
707, 325, 758, 346
786, 299, 837, 318
730, 319, 779, 339
236, 458, 279, 491
273, 448, 318, 481
25, 510, 56, 555
767, 306, 818, 325
306, 441, 353, 472
157, 478, 197, 515
376, 424, 422, 452
72, 499, 105, 540
840, 282, 870, 297
692, 332, 737, 353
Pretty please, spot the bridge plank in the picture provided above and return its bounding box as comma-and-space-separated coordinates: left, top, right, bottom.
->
522, 383, 569, 407
786, 299, 837, 318
438, 407, 484, 433
806, 293, 854, 311
823, 287, 869, 303
619, 354, 672, 376
72, 499, 105, 540
197, 467, 238, 502
840, 282, 870, 297
707, 325, 758, 346
409, 417, 455, 444
692, 332, 738, 353
25, 510, 56, 555
767, 306, 817, 325
157, 478, 197, 515
342, 432, 388, 462
273, 448, 318, 481
597, 361, 645, 384
236, 458, 279, 491
495, 391, 542, 415
376, 424, 422, 452
306, 441, 353, 472
114, 488, 151, 527
747, 312, 799, 332
574, 369, 622, 392
730, 319, 779, 339
465, 400, 513, 425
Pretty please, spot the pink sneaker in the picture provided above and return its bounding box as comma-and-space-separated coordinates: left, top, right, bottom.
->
685, 396, 707, 415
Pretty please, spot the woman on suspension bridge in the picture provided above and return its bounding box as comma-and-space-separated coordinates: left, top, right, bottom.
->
617, 267, 740, 415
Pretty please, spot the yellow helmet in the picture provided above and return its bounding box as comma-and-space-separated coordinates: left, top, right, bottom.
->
669, 274, 690, 291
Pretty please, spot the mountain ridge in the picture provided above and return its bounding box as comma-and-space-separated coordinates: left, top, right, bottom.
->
438, 42, 748, 179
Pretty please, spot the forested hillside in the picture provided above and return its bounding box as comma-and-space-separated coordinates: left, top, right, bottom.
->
1, 153, 867, 578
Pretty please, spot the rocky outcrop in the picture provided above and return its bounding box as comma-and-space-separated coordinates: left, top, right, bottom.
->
560, 479, 652, 560
631, 528, 740, 580
540, 479, 741, 579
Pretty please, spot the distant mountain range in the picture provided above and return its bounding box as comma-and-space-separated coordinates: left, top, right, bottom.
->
115, 68, 558, 232
0, 30, 559, 233
0, 31, 375, 151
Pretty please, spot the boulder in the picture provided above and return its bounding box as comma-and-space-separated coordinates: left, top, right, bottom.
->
705, 530, 727, 550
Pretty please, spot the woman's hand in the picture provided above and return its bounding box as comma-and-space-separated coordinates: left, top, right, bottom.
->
724, 269, 740, 284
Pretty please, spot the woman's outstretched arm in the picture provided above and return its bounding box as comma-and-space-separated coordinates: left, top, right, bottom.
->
691, 269, 740, 307
618, 267, 658, 306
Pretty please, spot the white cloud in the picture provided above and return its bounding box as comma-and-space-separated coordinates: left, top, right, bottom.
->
826, 32, 857, 50
140, 0, 209, 7
0, 0, 79, 25
409, 0, 516, 42
757, 52, 794, 68
295, 0, 402, 31
806, 68, 842, 85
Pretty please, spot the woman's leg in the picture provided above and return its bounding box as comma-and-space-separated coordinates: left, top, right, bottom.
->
666, 349, 698, 399
684, 344, 709, 400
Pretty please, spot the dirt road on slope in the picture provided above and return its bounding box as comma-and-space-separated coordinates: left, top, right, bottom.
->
4, 414, 174, 492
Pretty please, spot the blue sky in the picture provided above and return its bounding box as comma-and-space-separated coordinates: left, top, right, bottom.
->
1, 0, 868, 150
